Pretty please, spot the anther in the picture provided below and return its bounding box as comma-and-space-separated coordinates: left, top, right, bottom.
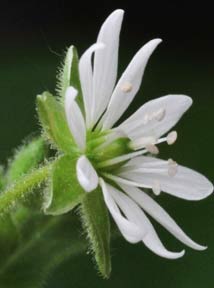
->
130, 136, 156, 150
166, 131, 177, 145
121, 82, 133, 93
146, 144, 159, 155
152, 180, 161, 196
168, 158, 178, 177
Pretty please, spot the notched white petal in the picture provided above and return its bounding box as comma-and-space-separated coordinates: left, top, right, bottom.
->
119, 156, 214, 201
76, 156, 98, 192
79, 43, 105, 127
121, 185, 207, 251
101, 38, 162, 129
110, 187, 147, 238
92, 9, 124, 126
117, 184, 185, 259
118, 95, 192, 140
100, 178, 143, 243
143, 232, 185, 259
65, 87, 86, 150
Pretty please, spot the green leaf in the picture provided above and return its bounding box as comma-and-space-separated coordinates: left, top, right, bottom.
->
81, 188, 111, 278
57, 46, 84, 112
44, 155, 85, 215
6, 137, 46, 184
37, 92, 78, 154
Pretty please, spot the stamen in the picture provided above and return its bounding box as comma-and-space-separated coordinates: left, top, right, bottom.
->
167, 131, 178, 145
157, 131, 178, 146
146, 144, 159, 155
120, 82, 133, 93
152, 180, 161, 196
130, 130, 176, 153
168, 158, 178, 177
154, 108, 166, 121
129, 136, 156, 150
103, 173, 151, 189
97, 149, 147, 168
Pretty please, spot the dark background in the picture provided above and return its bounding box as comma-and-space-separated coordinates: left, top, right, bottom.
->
0, 1, 214, 287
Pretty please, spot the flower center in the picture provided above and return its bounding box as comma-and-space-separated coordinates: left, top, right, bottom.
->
85, 129, 131, 172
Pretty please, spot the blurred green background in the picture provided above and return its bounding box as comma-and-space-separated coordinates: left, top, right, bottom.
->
0, 1, 214, 287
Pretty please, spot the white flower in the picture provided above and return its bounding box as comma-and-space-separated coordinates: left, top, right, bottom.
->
65, 9, 213, 259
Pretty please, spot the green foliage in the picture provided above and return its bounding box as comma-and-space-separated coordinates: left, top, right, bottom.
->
0, 210, 86, 288
0, 166, 5, 191
36, 92, 77, 154
45, 155, 85, 215
0, 137, 87, 287
0, 42, 116, 286
81, 188, 111, 278
6, 137, 46, 184
0, 216, 19, 268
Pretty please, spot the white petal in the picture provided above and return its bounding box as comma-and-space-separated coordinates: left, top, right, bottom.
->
142, 226, 185, 259
65, 87, 86, 150
101, 39, 162, 129
79, 43, 105, 128
92, 9, 124, 126
100, 178, 143, 243
118, 94, 192, 140
76, 156, 98, 192
111, 185, 184, 259
110, 186, 147, 236
121, 184, 206, 250
119, 156, 214, 200
143, 233, 185, 259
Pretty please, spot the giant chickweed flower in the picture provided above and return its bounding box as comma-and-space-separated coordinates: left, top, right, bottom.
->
62, 9, 213, 259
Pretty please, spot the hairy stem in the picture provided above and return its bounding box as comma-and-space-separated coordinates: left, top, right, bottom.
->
0, 163, 52, 215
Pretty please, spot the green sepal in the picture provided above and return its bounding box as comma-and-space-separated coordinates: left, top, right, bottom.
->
81, 188, 111, 278
6, 137, 46, 184
57, 45, 84, 112
44, 155, 85, 215
36, 92, 77, 154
